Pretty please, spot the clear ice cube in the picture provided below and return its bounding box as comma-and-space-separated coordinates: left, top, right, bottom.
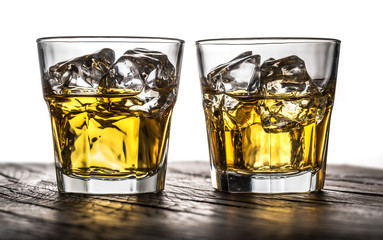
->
260, 55, 319, 97
98, 48, 177, 115
206, 51, 261, 96
258, 97, 327, 133
100, 48, 176, 96
99, 52, 144, 95
48, 48, 115, 94
222, 95, 258, 130
129, 88, 177, 116
258, 55, 326, 132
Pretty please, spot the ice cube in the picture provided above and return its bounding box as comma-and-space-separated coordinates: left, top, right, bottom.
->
206, 51, 261, 96
100, 48, 176, 95
123, 48, 176, 89
260, 55, 319, 97
129, 89, 159, 112
258, 96, 329, 133
99, 53, 144, 95
258, 98, 312, 133
257, 55, 328, 132
222, 95, 258, 130
48, 48, 115, 94
98, 48, 177, 115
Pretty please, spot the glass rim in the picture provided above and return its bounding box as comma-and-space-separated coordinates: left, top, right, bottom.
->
37, 36, 185, 44
196, 37, 341, 45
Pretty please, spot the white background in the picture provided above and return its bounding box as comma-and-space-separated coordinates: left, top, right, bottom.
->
0, 0, 382, 169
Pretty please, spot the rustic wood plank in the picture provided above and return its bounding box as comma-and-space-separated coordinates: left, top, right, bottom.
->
0, 162, 382, 240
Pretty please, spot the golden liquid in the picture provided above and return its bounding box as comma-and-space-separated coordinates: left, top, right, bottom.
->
45, 95, 173, 178
203, 92, 333, 174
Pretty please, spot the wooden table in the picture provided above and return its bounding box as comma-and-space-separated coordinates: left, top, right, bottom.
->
1, 162, 382, 240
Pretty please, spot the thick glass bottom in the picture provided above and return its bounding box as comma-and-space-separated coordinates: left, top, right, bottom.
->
56, 166, 166, 194
211, 167, 325, 193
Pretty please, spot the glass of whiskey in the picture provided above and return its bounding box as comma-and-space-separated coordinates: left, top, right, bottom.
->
196, 38, 340, 193
37, 37, 184, 194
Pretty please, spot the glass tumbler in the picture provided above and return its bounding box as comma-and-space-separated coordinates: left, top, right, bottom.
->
37, 37, 184, 194
196, 38, 340, 193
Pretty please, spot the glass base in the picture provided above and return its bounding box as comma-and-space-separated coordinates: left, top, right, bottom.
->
56, 167, 166, 194
211, 167, 324, 193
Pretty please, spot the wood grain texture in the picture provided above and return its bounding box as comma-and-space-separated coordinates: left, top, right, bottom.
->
0, 162, 382, 240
